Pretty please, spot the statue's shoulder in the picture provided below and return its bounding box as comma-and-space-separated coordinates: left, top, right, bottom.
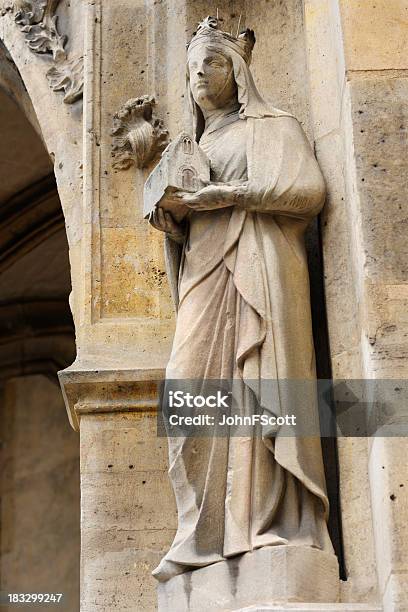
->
249, 114, 304, 140
253, 113, 300, 127
248, 115, 313, 161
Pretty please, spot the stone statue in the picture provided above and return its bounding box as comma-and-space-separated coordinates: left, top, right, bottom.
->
147, 16, 334, 587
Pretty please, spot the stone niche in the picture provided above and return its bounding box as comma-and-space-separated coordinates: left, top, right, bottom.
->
53, 0, 386, 609
85, 1, 340, 610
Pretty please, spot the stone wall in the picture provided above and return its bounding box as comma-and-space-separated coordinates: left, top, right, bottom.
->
305, 1, 408, 609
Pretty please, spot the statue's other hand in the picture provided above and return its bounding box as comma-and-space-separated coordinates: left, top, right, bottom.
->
149, 208, 185, 243
175, 183, 242, 211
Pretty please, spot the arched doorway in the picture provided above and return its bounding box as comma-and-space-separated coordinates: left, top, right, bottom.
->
0, 42, 80, 610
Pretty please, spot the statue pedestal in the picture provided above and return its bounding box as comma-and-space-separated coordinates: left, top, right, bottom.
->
157, 546, 340, 612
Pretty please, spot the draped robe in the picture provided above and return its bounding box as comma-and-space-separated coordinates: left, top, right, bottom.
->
153, 112, 333, 582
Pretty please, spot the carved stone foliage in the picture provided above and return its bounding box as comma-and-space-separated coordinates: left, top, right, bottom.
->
111, 96, 169, 171
14, 0, 83, 104
47, 54, 83, 104
14, 0, 65, 57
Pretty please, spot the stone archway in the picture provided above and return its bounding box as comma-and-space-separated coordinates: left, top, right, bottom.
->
0, 42, 80, 607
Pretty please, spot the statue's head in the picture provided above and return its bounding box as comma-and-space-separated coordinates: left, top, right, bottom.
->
187, 45, 236, 111
187, 16, 256, 112
186, 16, 287, 140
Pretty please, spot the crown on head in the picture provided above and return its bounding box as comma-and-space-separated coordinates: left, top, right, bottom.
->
188, 15, 256, 64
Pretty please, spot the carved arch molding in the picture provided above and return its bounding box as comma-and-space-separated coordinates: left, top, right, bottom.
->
13, 0, 83, 104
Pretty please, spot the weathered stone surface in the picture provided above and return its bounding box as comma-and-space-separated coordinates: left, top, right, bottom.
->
337, 438, 379, 604
158, 547, 340, 612
338, 74, 408, 380
80, 412, 176, 611
338, 0, 408, 72
349, 76, 408, 285
80, 412, 169, 474
304, 0, 345, 139
314, 132, 362, 375
369, 436, 408, 608
246, 0, 312, 138
304, 4, 408, 610
82, 529, 176, 612
382, 572, 408, 610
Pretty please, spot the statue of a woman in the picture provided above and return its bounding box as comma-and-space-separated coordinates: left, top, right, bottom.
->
149, 16, 333, 583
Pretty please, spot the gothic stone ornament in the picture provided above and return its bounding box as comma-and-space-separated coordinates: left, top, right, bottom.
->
14, 0, 66, 57
111, 95, 169, 171
46, 54, 83, 104
143, 133, 210, 222
14, 0, 83, 104
148, 15, 340, 601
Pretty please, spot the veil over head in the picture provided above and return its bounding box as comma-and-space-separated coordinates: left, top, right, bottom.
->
186, 16, 291, 141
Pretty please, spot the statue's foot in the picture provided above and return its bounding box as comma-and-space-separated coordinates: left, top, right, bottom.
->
152, 558, 191, 582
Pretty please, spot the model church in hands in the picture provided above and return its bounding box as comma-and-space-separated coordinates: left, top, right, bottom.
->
143, 132, 210, 222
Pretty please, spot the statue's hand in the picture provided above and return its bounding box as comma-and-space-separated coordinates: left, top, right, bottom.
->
175, 183, 245, 211
149, 208, 185, 243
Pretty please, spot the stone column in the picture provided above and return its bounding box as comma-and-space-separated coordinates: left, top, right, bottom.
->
60, 370, 176, 610
305, 1, 408, 610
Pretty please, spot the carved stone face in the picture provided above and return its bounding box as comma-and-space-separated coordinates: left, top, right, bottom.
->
187, 44, 237, 111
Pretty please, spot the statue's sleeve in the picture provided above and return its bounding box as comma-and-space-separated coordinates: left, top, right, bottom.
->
244, 116, 325, 219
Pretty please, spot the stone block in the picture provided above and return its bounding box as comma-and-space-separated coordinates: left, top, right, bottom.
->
369, 437, 408, 597
246, 0, 312, 138
158, 546, 340, 612
79, 409, 177, 610
347, 76, 408, 285
81, 469, 176, 532
315, 132, 361, 367
339, 0, 408, 72
337, 438, 378, 604
344, 75, 408, 378
80, 412, 169, 474
304, 0, 344, 138
382, 571, 408, 610
82, 528, 175, 612
100, 226, 172, 319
